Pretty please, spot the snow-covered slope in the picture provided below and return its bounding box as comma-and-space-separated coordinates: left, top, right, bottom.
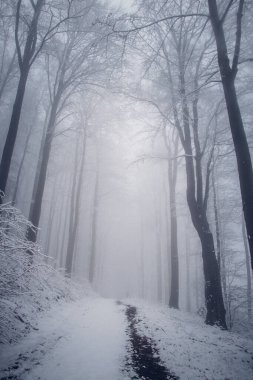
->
1, 296, 253, 380
128, 299, 253, 380
0, 297, 127, 380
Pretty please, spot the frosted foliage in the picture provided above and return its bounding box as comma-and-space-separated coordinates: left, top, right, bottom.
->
0, 204, 84, 344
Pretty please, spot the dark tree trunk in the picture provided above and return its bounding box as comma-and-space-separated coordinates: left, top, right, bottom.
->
185, 224, 191, 312
208, 0, 253, 271
242, 214, 252, 322
177, 47, 227, 328
0, 51, 17, 103
65, 133, 86, 276
212, 173, 221, 271
199, 222, 226, 327
168, 139, 179, 309
12, 113, 35, 205
0, 0, 44, 201
0, 69, 29, 201
27, 99, 58, 243
168, 182, 179, 308
65, 145, 79, 276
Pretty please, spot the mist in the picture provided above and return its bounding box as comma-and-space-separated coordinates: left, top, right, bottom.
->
0, 1, 253, 379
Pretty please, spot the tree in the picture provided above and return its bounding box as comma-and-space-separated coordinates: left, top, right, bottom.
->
27, 7, 107, 243
89, 139, 101, 284
65, 122, 87, 276
0, 1, 17, 103
133, 0, 227, 327
0, 0, 76, 202
163, 127, 179, 308
207, 0, 253, 271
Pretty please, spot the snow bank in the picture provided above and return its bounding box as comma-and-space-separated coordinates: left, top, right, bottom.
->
0, 203, 90, 345
128, 299, 253, 380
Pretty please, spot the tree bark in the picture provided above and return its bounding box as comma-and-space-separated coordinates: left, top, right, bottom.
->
208, 0, 253, 271
167, 136, 179, 309
0, 0, 44, 200
65, 131, 86, 276
0, 69, 29, 201
27, 97, 59, 243
242, 214, 252, 322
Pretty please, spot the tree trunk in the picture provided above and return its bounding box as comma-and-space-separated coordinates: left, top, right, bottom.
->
242, 214, 252, 322
178, 49, 227, 328
0, 68, 29, 201
27, 99, 58, 243
185, 223, 191, 312
65, 132, 86, 276
168, 141, 179, 309
189, 202, 227, 327
12, 115, 35, 206
208, 0, 253, 271
155, 203, 163, 303
212, 172, 221, 271
89, 165, 100, 284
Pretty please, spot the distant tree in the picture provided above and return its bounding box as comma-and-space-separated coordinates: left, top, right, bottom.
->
27, 6, 108, 243
0, 0, 76, 202
133, 0, 227, 328
65, 121, 87, 276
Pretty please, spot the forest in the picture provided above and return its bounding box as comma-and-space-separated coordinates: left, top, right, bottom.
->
0, 1, 253, 379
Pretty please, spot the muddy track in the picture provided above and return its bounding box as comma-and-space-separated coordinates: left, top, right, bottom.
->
125, 304, 179, 380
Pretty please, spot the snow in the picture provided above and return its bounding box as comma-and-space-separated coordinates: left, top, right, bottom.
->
127, 299, 253, 380
0, 297, 128, 380
1, 295, 253, 380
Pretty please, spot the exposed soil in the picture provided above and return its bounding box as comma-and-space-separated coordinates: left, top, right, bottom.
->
125, 304, 179, 380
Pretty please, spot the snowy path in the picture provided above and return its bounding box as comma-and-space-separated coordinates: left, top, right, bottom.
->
1, 296, 253, 380
0, 297, 128, 380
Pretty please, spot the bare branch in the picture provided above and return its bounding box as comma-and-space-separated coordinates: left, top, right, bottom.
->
15, 0, 23, 69
220, 0, 234, 24
232, 0, 245, 77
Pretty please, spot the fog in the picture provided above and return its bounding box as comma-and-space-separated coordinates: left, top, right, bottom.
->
1, 0, 253, 344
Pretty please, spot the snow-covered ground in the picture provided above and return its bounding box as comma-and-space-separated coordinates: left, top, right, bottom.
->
0, 297, 128, 380
1, 296, 253, 380
128, 299, 253, 380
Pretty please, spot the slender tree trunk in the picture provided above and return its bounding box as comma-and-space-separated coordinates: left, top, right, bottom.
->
208, 0, 253, 271
65, 141, 79, 276
212, 172, 221, 271
139, 213, 145, 299
27, 98, 59, 243
59, 179, 72, 269
194, 251, 200, 310
242, 214, 252, 322
0, 0, 44, 201
89, 164, 100, 284
65, 132, 86, 276
185, 222, 191, 312
12, 116, 35, 205
28, 106, 50, 222
167, 139, 179, 309
0, 68, 29, 201
155, 203, 163, 302
0, 51, 17, 103
44, 188, 57, 264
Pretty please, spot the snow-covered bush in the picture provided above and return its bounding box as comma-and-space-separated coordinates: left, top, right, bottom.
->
0, 203, 85, 344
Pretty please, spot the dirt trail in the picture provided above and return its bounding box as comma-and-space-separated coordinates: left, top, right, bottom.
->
124, 304, 179, 380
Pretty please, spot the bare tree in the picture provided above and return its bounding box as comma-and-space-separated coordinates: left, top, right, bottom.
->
27, 8, 106, 243
0, 0, 76, 202
208, 0, 253, 272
